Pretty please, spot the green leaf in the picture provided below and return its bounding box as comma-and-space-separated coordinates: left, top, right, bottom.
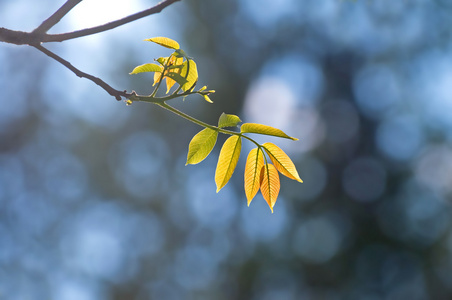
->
215, 135, 242, 192
240, 123, 298, 140
186, 128, 218, 165
180, 59, 198, 91
144, 37, 180, 49
218, 113, 241, 128
129, 63, 162, 74
156, 57, 167, 65
165, 72, 189, 86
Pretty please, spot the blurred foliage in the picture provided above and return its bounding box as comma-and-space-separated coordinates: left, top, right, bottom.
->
2, 0, 452, 299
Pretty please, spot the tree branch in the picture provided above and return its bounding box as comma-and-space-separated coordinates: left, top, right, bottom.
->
33, 0, 83, 34
33, 44, 130, 100
0, 0, 181, 101
0, 0, 180, 45
42, 0, 181, 43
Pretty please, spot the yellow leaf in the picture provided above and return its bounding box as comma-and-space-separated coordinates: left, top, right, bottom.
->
203, 95, 213, 103
180, 59, 198, 91
260, 163, 280, 213
244, 148, 264, 206
153, 71, 161, 86
129, 63, 162, 75
241, 123, 298, 140
218, 113, 241, 128
215, 135, 242, 192
144, 37, 180, 49
186, 128, 218, 165
262, 143, 302, 182
165, 56, 184, 93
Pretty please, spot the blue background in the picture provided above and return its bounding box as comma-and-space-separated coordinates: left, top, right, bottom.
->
2, 0, 452, 299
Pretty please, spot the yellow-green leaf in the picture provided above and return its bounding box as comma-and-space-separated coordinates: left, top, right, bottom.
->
215, 135, 242, 192
129, 63, 162, 75
180, 59, 198, 91
262, 142, 302, 182
164, 55, 184, 93
218, 113, 241, 128
186, 128, 218, 165
144, 37, 180, 49
241, 123, 298, 140
260, 163, 280, 213
244, 148, 264, 206
203, 95, 213, 103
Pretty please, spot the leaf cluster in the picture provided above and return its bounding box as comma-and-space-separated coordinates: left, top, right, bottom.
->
128, 37, 302, 212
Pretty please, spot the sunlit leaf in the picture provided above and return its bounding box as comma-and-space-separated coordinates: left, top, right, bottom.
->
180, 59, 198, 91
153, 71, 161, 86
203, 95, 213, 103
165, 56, 184, 93
244, 148, 264, 206
144, 37, 180, 49
241, 123, 298, 140
218, 113, 241, 128
260, 163, 280, 213
262, 143, 302, 182
165, 72, 188, 87
186, 128, 218, 165
156, 57, 167, 65
129, 63, 162, 74
215, 135, 242, 192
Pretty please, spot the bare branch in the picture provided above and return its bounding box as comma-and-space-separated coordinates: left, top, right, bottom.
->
33, 44, 130, 100
33, 0, 83, 34
42, 0, 181, 43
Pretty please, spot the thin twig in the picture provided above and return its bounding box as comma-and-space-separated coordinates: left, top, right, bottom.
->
33, 0, 83, 34
33, 44, 130, 100
42, 0, 181, 43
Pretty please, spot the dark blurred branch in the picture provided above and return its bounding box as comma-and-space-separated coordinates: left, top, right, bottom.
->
42, 0, 180, 42
0, 0, 180, 100
0, 0, 180, 45
33, 0, 83, 34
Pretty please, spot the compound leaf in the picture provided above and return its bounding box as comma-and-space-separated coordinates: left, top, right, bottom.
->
144, 37, 180, 49
260, 163, 280, 213
244, 148, 264, 206
186, 128, 218, 165
263, 142, 302, 182
129, 63, 162, 74
215, 135, 242, 192
241, 123, 298, 140
218, 113, 242, 128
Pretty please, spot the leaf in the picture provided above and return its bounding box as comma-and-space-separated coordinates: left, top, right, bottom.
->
144, 37, 180, 49
215, 135, 242, 192
244, 148, 264, 206
240, 123, 298, 140
165, 55, 184, 93
260, 163, 280, 213
203, 95, 213, 103
165, 72, 189, 87
180, 59, 198, 91
129, 63, 162, 74
218, 113, 242, 128
262, 143, 302, 182
186, 128, 218, 165
156, 57, 167, 65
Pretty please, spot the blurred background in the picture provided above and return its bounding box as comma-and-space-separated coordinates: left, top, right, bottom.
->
1, 0, 452, 299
